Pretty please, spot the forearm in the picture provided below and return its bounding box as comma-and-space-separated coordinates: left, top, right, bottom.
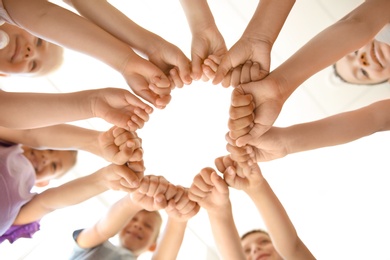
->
14, 168, 110, 225
67, 0, 161, 57
207, 205, 246, 260
88, 196, 142, 240
0, 124, 101, 153
270, 0, 390, 99
246, 181, 314, 259
0, 90, 94, 129
242, 0, 295, 46
179, 0, 217, 34
284, 100, 390, 154
152, 219, 187, 260
4, 0, 134, 71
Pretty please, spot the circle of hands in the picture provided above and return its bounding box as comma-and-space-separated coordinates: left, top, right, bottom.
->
101, 27, 288, 219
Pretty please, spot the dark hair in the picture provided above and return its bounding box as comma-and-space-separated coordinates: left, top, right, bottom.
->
332, 64, 388, 85
241, 229, 270, 241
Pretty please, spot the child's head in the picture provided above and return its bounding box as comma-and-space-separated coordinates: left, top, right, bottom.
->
0, 23, 64, 77
241, 229, 283, 260
21, 146, 77, 187
118, 209, 162, 256
334, 39, 390, 85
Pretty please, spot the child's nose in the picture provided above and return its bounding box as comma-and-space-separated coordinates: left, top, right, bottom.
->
360, 52, 369, 66
23, 44, 35, 60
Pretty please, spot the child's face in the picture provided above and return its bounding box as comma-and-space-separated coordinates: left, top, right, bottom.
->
241, 232, 283, 260
0, 23, 63, 77
21, 146, 76, 186
119, 210, 161, 256
335, 40, 390, 85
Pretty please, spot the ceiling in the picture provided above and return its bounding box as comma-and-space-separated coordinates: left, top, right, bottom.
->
2, 0, 390, 259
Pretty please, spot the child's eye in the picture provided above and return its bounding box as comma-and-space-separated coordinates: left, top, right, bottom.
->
36, 38, 42, 47
51, 162, 57, 172
361, 68, 369, 78
30, 61, 37, 72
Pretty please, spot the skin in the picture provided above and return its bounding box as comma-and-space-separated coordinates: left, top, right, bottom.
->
21, 146, 76, 187
118, 210, 162, 256
0, 23, 63, 76
241, 232, 283, 260
335, 39, 390, 84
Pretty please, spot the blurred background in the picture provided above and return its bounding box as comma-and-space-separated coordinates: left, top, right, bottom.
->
1, 0, 390, 259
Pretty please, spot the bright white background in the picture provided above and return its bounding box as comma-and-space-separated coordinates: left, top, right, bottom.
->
1, 0, 390, 259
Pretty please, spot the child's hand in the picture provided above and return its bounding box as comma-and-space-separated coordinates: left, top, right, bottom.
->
215, 155, 265, 194
131, 175, 177, 211
98, 126, 143, 165
188, 168, 230, 213
90, 88, 153, 131
204, 56, 262, 88
190, 26, 227, 81
165, 186, 200, 222
146, 40, 192, 89
101, 163, 143, 192
212, 37, 270, 85
121, 52, 173, 109
229, 79, 284, 148
228, 89, 255, 142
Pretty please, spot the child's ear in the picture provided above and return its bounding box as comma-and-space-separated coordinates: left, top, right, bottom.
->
148, 242, 157, 252
35, 180, 50, 187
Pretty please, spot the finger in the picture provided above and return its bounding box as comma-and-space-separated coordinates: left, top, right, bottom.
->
146, 175, 159, 197
155, 95, 171, 109
169, 68, 184, 89
231, 88, 253, 107
221, 69, 233, 88
214, 156, 227, 174
240, 61, 253, 84
154, 193, 168, 209
203, 58, 218, 73
176, 59, 192, 85
188, 183, 207, 199
128, 148, 143, 162
229, 126, 253, 141
191, 55, 203, 81
229, 102, 255, 120
199, 168, 215, 186
210, 171, 229, 194
212, 55, 232, 85
228, 114, 254, 132
133, 107, 150, 121
193, 173, 213, 192
230, 66, 242, 88
165, 183, 178, 201
202, 64, 216, 80
124, 90, 153, 113
118, 166, 141, 188
249, 62, 264, 81
155, 176, 170, 196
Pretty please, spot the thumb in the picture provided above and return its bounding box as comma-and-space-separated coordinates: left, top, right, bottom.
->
210, 171, 228, 194
212, 55, 233, 85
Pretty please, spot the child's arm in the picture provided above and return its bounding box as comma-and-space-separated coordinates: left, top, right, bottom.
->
179, 0, 227, 81
0, 125, 142, 164
75, 174, 175, 249
228, 98, 390, 162
212, 0, 296, 85
230, 0, 390, 147
13, 163, 142, 226
0, 88, 152, 130
152, 186, 199, 260
188, 168, 245, 260
64, 0, 192, 88
3, 0, 172, 109
215, 156, 315, 260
